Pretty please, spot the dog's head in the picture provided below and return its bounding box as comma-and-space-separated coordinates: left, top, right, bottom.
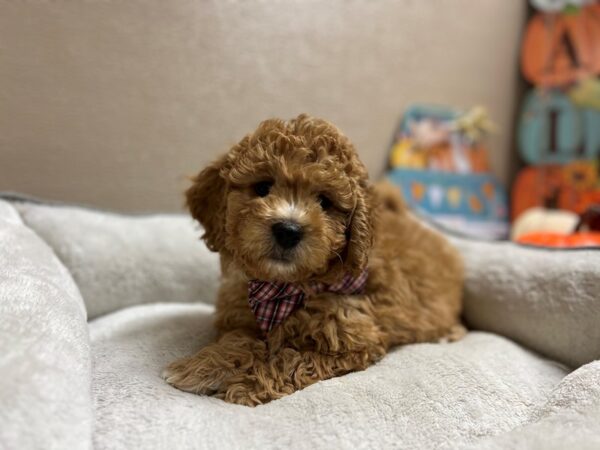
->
186, 114, 373, 283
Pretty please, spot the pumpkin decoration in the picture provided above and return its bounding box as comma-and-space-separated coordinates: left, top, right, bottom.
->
512, 165, 563, 219
512, 161, 600, 219
581, 107, 600, 158
468, 195, 483, 214
519, 88, 600, 165
511, 206, 579, 240
411, 181, 426, 202
518, 89, 582, 165
521, 5, 600, 87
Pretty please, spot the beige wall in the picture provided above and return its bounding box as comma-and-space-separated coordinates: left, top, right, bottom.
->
0, 0, 526, 213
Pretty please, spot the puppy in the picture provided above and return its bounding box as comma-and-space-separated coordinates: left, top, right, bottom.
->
164, 114, 464, 406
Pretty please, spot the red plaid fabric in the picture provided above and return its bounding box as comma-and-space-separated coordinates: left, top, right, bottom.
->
248, 269, 368, 334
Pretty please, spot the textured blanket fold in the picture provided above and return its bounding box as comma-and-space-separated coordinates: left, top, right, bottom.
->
0, 200, 92, 450
451, 236, 600, 368
13, 201, 220, 319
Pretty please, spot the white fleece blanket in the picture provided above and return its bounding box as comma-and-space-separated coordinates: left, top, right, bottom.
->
0, 200, 92, 450
90, 302, 571, 450
2, 198, 600, 449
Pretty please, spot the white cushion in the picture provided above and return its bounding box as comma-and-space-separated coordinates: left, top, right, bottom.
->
0, 200, 92, 449
3, 198, 600, 449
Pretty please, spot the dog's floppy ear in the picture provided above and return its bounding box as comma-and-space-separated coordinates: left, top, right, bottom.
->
344, 183, 373, 274
185, 155, 229, 252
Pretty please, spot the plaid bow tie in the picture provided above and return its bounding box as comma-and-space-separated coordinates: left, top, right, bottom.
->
248, 269, 368, 334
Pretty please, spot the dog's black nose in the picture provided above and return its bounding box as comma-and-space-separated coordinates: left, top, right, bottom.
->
271, 221, 303, 249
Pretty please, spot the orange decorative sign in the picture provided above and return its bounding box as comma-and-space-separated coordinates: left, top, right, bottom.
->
521, 6, 600, 87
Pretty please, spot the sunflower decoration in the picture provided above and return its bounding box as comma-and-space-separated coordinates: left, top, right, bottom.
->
449, 106, 497, 144
568, 77, 600, 111
563, 161, 598, 191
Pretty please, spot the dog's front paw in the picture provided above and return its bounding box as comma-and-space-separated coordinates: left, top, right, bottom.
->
215, 376, 292, 407
163, 358, 267, 406
163, 356, 289, 406
437, 324, 467, 344
162, 354, 231, 395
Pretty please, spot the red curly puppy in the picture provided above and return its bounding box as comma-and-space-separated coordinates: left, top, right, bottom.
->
164, 114, 464, 406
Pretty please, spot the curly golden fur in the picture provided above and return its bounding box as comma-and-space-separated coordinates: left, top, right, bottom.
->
164, 114, 464, 406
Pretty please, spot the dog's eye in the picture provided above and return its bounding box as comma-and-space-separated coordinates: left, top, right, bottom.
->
318, 194, 333, 210
253, 181, 273, 197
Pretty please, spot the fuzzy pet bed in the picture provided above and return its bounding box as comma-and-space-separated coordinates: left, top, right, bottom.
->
1, 197, 599, 450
